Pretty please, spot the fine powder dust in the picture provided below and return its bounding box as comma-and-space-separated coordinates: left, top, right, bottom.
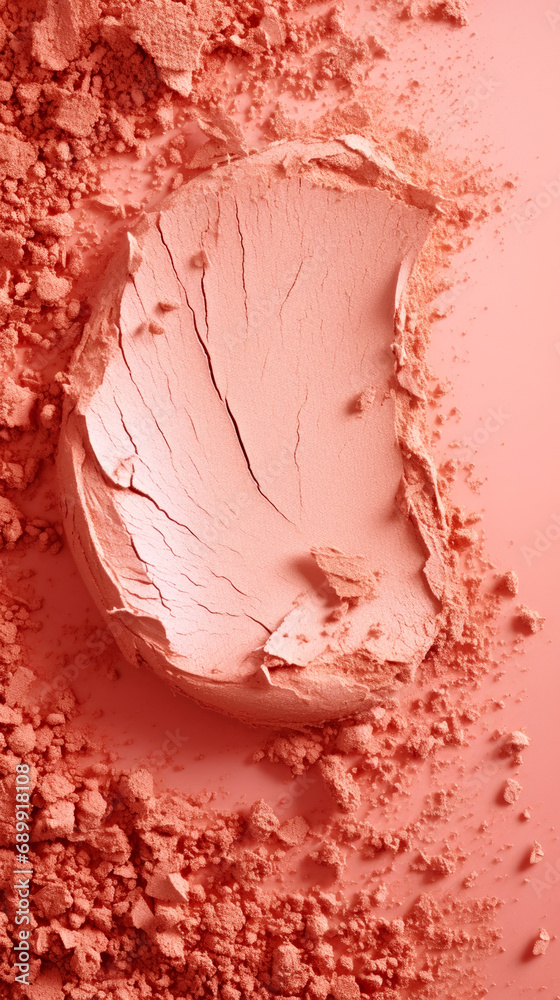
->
0, 0, 547, 998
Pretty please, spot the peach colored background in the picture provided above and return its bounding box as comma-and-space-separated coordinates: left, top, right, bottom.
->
424, 1, 560, 993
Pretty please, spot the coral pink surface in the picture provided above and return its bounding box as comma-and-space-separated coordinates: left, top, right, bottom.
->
0, 1, 558, 998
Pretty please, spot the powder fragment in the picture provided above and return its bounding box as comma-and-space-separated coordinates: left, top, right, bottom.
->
7, 722, 36, 755
127, 233, 143, 275
332, 975, 361, 1000
34, 881, 74, 919
124, 0, 205, 98
31, 0, 101, 71
40, 403, 58, 428
36, 270, 72, 303
529, 841, 544, 865
5, 667, 34, 707
532, 927, 550, 956
336, 722, 374, 754
38, 772, 74, 803
265, 733, 323, 775
0, 231, 25, 266
131, 895, 156, 931
34, 799, 75, 839
504, 730, 530, 755
463, 871, 478, 888
426, 0, 469, 25
0, 133, 37, 180
354, 386, 377, 414
34, 213, 75, 239
51, 93, 101, 139
277, 815, 310, 846
496, 570, 519, 596
271, 942, 310, 994
118, 767, 154, 809
0, 703, 21, 725
311, 546, 379, 602
77, 787, 107, 830
158, 298, 180, 312
515, 605, 545, 634
0, 378, 36, 429
318, 755, 361, 812
247, 799, 280, 839
145, 870, 190, 903
503, 779, 522, 805
305, 912, 330, 939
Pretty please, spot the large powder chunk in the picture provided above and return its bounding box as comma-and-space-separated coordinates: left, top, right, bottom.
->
124, 0, 204, 97
31, 0, 101, 71
59, 139, 444, 726
0, 134, 37, 180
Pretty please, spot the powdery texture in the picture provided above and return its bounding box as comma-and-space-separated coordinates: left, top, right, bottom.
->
58, 138, 449, 727
0, 0, 546, 997
0, 657, 503, 999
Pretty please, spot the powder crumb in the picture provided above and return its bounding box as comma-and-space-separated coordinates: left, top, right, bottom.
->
354, 386, 377, 414
336, 722, 374, 754
0, 133, 37, 180
127, 233, 143, 275
503, 778, 522, 805
34, 799, 75, 839
246, 798, 280, 839
515, 605, 545, 634
425, 0, 469, 25
0, 378, 36, 429
265, 732, 323, 774
532, 927, 550, 956
271, 943, 310, 993
496, 570, 519, 596
318, 755, 361, 812
505, 730, 530, 753
277, 815, 310, 846
311, 546, 379, 602
7, 722, 36, 755
503, 730, 531, 765
36, 270, 72, 304
145, 870, 190, 903
529, 841, 544, 865
51, 92, 101, 138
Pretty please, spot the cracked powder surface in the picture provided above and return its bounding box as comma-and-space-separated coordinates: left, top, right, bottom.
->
58, 139, 445, 727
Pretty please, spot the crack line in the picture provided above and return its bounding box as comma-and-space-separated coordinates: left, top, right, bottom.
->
156, 219, 295, 527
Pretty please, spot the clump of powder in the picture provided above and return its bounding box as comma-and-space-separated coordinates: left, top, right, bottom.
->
514, 605, 545, 634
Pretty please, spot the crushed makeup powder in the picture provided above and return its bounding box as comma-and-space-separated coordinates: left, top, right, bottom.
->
58, 137, 447, 727
0, 0, 547, 996
0, 638, 504, 999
